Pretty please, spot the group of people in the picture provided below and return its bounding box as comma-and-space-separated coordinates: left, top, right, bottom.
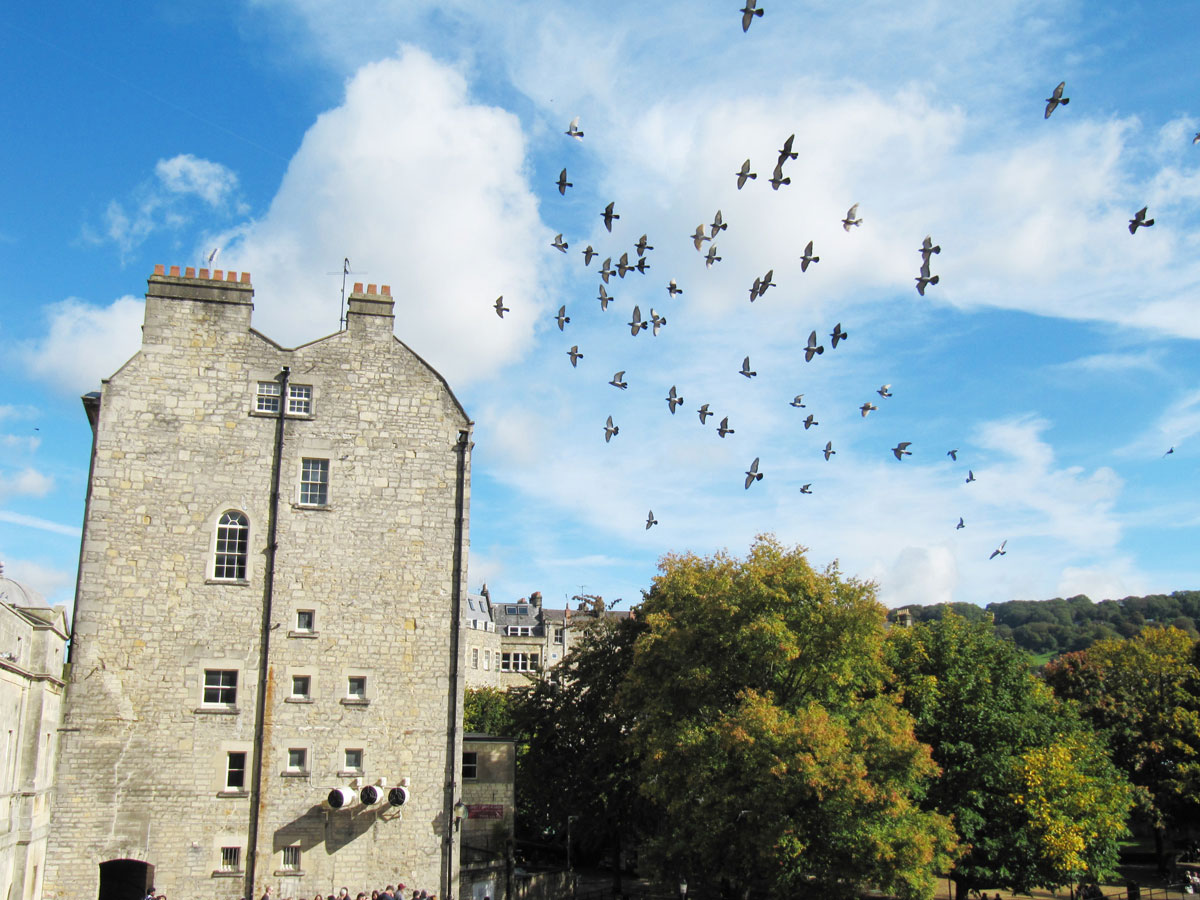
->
260, 885, 437, 900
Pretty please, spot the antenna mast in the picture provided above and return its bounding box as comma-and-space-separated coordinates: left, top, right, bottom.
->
339, 258, 350, 330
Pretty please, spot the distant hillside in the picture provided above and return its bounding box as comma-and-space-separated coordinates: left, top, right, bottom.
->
889, 592, 1200, 657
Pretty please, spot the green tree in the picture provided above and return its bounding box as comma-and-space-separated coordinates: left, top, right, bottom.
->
885, 613, 1131, 899
464, 686, 517, 735
621, 537, 957, 900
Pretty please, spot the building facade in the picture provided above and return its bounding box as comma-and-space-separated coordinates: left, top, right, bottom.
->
458, 734, 515, 900
45, 266, 472, 900
0, 570, 68, 900
461, 591, 500, 689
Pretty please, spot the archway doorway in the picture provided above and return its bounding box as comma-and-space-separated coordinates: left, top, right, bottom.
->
97, 859, 155, 900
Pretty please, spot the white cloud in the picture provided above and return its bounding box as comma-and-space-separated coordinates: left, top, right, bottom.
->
0, 436, 41, 453
155, 154, 240, 206
0, 511, 80, 538
0, 468, 54, 502
0, 555, 75, 611
19, 296, 145, 394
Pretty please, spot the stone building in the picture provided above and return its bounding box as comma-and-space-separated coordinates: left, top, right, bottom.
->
0, 569, 68, 900
44, 266, 472, 900
458, 734, 515, 900
461, 591, 500, 689
492, 594, 628, 689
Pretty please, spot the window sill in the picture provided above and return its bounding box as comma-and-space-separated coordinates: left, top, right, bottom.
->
212, 871, 244, 879
280, 770, 310, 778
292, 503, 332, 511
337, 770, 364, 779
249, 410, 312, 421
195, 706, 240, 716
217, 790, 249, 799
288, 630, 319, 639
274, 870, 305, 878
206, 578, 250, 587
340, 697, 370, 707
284, 696, 313, 704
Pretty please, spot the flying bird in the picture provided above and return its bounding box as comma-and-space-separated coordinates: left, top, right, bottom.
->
804, 330, 824, 362
803, 414, 818, 430
740, 356, 757, 378
635, 234, 654, 256
740, 0, 764, 32
602, 201, 620, 232
552, 233, 569, 253
718, 416, 735, 438
646, 510, 658, 530
769, 161, 790, 190
617, 252, 632, 278
800, 240, 819, 271
494, 296, 509, 318
877, 384, 892, 398
744, 457, 763, 489
1194, 133, 1200, 145
555, 305, 570, 330
207, 247, 220, 266
1044, 82, 1068, 119
600, 257, 615, 283
692, 225, 710, 250
777, 133, 797, 165
892, 441, 912, 460
556, 169, 572, 195
698, 403, 713, 424
597, 285, 612, 310
711, 209, 727, 236
705, 245, 722, 268
666, 385, 684, 414
799, 484, 812, 494
965, 470, 976, 483
609, 371, 627, 390
567, 345, 583, 367
749, 277, 762, 302
604, 415, 619, 443
860, 402, 877, 417
1164, 447, 1175, 456
736, 159, 757, 189
667, 279, 683, 297
990, 540, 1007, 560
956, 517, 964, 530
947, 449, 958, 461
1128, 206, 1155, 234
628, 305, 648, 336
636, 256, 651, 274
566, 116, 584, 139
830, 322, 847, 348
915, 260, 939, 295
650, 308, 667, 335
790, 394, 806, 408
757, 269, 776, 298
582, 245, 596, 266
823, 441, 835, 461
842, 203, 862, 231
919, 235, 941, 261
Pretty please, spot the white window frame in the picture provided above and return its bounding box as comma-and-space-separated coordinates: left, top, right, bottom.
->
203, 669, 238, 707
347, 676, 367, 699
343, 748, 364, 773
472, 648, 479, 669
291, 675, 311, 699
299, 458, 330, 506
255, 381, 281, 413
220, 846, 242, 873
213, 511, 249, 581
507, 625, 533, 637
286, 748, 308, 773
225, 751, 247, 791
287, 384, 313, 416
501, 652, 539, 672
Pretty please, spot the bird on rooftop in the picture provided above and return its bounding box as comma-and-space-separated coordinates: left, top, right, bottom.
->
740, 356, 757, 378
650, 309, 667, 335
718, 416, 735, 437
617, 252, 632, 278
800, 240, 819, 271
736, 159, 757, 189
610, 371, 627, 390
698, 403, 713, 424
1129, 207, 1155, 234
803, 414, 818, 430
919, 235, 941, 261
777, 133, 797, 166
830, 322, 847, 348
804, 330, 824, 362
494, 296, 509, 318
635, 234, 654, 256
823, 441, 835, 460
692, 225, 710, 250
597, 285, 612, 310
604, 415, 619, 442
915, 260, 939, 295
790, 395, 805, 408
744, 457, 763, 489
842, 203, 862, 230
600, 257, 615, 283
966, 470, 976, 483
602, 202, 620, 232
552, 234, 569, 253
947, 449, 958, 461
990, 540, 1007, 560
582, 245, 596, 266
705, 245, 722, 268
557, 169, 573, 195
667, 279, 683, 297
878, 384, 892, 398
555, 305, 570, 330
860, 402, 877, 417
769, 161, 790, 190
956, 517, 965, 529
628, 305, 649, 336
741, 0, 764, 32
1044, 82, 1068, 119
800, 484, 812, 494
711, 209, 727, 236
566, 116, 584, 139
646, 510, 658, 530
666, 385, 684, 414
568, 346, 583, 367
892, 442, 912, 460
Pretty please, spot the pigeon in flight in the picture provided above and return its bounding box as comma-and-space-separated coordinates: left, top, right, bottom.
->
207, 247, 220, 266
956, 517, 965, 530
804, 330, 825, 362
741, 0, 764, 32
650, 309, 667, 335
552, 233, 569, 253
628, 305, 649, 336
600, 257, 615, 283
692, 225, 710, 250
749, 277, 762, 302
494, 296, 509, 318
790, 395, 806, 408
604, 415, 619, 442
582, 245, 596, 266
635, 234, 654, 256
1044, 82, 1068, 119
557, 169, 573, 195
705, 245, 722, 268
736, 159, 757, 189
990, 540, 1007, 560
947, 449, 958, 461
799, 484, 812, 494
617, 252, 632, 278
597, 285, 612, 310
892, 442, 912, 460
800, 240, 819, 272
666, 385, 684, 414
610, 371, 628, 390
568, 345, 583, 367
636, 256, 651, 274
877, 384, 892, 398
555, 305, 570, 330
698, 403, 713, 424
830, 323, 847, 348
919, 235, 941, 261
842, 203, 862, 231
1194, 133, 1200, 145
860, 402, 877, 417
566, 116, 584, 139
711, 209, 727, 236
744, 457, 763, 489
803, 414, 818, 430
757, 269, 776, 298
769, 161, 791, 190
718, 416, 735, 437
823, 441, 835, 461
1164, 447, 1175, 456
602, 201, 620, 232
740, 356, 757, 378
915, 260, 939, 295
667, 279, 683, 297
777, 133, 797, 165
646, 510, 658, 530
965, 470, 976, 483
1129, 207, 1155, 234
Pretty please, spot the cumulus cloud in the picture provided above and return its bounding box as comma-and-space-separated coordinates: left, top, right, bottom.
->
0, 468, 54, 502
0, 555, 75, 610
155, 154, 240, 206
19, 296, 145, 394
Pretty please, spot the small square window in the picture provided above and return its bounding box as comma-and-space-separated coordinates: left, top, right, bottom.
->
282, 846, 301, 871
204, 670, 238, 706
225, 752, 246, 790
291, 675, 310, 699
256, 382, 281, 413
344, 748, 363, 772
220, 847, 242, 873
463, 751, 478, 780
295, 610, 314, 632
300, 458, 329, 506
347, 676, 366, 699
288, 384, 312, 415
287, 748, 307, 772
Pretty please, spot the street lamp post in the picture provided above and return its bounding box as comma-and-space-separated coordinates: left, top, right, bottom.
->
679, 878, 687, 900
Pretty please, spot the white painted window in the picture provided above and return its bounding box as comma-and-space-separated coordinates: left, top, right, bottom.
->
203, 670, 238, 706
344, 748, 363, 772
287, 748, 307, 772
300, 459, 329, 506
214, 511, 249, 580
287, 384, 313, 415
291, 675, 310, 699
256, 381, 281, 413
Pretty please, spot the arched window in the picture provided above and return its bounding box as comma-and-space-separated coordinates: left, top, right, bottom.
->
214, 511, 249, 580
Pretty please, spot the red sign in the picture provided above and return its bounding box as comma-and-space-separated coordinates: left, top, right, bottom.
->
467, 804, 504, 819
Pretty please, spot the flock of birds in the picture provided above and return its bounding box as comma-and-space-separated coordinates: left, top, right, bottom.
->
487, 11, 1186, 563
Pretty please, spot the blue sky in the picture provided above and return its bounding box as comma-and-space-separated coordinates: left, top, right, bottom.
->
2, 0, 1199, 614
